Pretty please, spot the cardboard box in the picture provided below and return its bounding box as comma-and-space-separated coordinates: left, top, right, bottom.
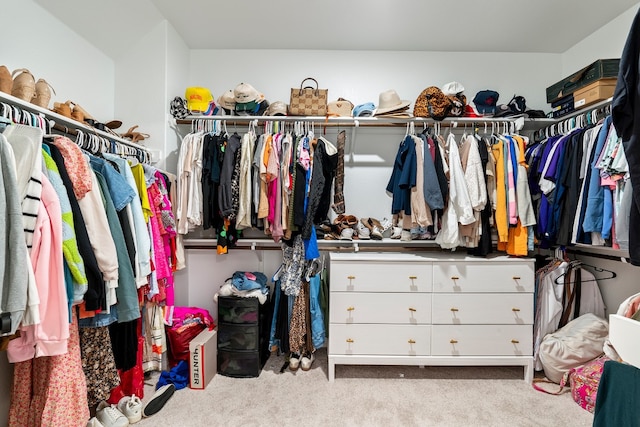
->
546, 58, 619, 103
573, 78, 617, 109
189, 328, 217, 390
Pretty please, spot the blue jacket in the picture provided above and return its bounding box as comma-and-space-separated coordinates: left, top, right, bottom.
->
582, 116, 612, 233
386, 135, 417, 215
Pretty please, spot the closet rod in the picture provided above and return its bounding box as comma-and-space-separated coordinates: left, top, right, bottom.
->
178, 115, 529, 128
0, 91, 150, 154
566, 246, 630, 264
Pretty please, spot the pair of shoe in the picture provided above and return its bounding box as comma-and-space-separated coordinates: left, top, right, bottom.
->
361, 218, 384, 240
289, 352, 315, 371
143, 383, 176, 418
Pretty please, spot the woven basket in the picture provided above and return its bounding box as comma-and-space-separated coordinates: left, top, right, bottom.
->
0, 66, 11, 94
11, 68, 36, 102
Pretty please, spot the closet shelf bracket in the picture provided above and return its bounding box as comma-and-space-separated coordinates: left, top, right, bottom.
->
348, 119, 359, 165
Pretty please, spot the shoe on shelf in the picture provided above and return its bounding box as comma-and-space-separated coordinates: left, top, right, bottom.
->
289, 352, 301, 371
390, 226, 403, 239
339, 227, 354, 241
87, 417, 105, 427
367, 218, 384, 240
142, 383, 176, 418
301, 352, 316, 371
355, 220, 371, 240
96, 405, 129, 427
379, 217, 393, 238
400, 230, 412, 242
117, 394, 142, 424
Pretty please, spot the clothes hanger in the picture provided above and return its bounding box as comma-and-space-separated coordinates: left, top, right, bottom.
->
553, 261, 617, 285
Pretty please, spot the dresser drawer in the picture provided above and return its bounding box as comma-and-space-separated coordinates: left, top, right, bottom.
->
433, 262, 534, 293
329, 324, 430, 356
330, 293, 431, 324
431, 325, 532, 356
331, 262, 432, 292
432, 294, 533, 325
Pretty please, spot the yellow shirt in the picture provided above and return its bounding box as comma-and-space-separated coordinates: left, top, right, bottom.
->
131, 163, 152, 222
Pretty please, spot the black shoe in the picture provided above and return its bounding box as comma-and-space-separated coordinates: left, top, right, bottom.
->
143, 383, 176, 417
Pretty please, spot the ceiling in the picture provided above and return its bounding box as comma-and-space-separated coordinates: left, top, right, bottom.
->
36, 0, 639, 59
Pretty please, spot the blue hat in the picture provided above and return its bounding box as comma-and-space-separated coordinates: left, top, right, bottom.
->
352, 102, 376, 117
473, 90, 499, 115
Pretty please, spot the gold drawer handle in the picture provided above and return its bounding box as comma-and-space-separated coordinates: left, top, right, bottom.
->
347, 275, 356, 280
451, 276, 459, 280
512, 308, 521, 312
409, 275, 417, 280
450, 308, 459, 312
511, 339, 520, 344
409, 307, 417, 312
450, 339, 458, 344
408, 339, 416, 344
347, 306, 355, 312
512, 276, 521, 280
346, 338, 354, 343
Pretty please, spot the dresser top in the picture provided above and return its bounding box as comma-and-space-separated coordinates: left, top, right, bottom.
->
329, 252, 534, 263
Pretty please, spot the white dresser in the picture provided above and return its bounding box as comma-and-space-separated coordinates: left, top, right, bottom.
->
328, 252, 535, 382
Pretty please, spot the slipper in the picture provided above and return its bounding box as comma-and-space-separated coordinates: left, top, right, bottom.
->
121, 125, 150, 143
105, 120, 122, 129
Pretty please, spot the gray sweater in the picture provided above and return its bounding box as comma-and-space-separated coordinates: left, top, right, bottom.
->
0, 135, 29, 336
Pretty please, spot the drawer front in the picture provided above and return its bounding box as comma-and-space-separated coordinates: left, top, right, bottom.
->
331, 262, 432, 292
330, 293, 431, 324
329, 324, 430, 356
432, 294, 533, 325
431, 325, 532, 356
433, 262, 534, 293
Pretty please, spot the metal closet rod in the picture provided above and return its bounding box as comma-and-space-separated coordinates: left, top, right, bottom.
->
178, 115, 526, 128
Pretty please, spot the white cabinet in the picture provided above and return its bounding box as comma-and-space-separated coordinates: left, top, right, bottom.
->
328, 252, 535, 382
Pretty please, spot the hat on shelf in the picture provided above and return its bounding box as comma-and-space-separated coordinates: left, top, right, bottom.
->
264, 101, 288, 116
494, 95, 527, 117
441, 81, 465, 96
236, 98, 269, 116
170, 96, 189, 119
185, 87, 214, 113
234, 82, 263, 104
413, 86, 451, 120
373, 90, 411, 116
327, 98, 354, 117
352, 102, 376, 117
473, 90, 499, 115
217, 90, 236, 113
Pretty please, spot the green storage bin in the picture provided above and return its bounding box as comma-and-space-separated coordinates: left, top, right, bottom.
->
546, 59, 620, 103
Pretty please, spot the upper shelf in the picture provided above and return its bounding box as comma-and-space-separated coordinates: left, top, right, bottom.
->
0, 91, 150, 154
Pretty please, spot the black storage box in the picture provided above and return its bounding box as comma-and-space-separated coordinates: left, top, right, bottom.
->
217, 295, 273, 378
551, 94, 575, 118
546, 59, 620, 103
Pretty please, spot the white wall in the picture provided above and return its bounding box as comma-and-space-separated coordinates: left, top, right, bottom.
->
190, 50, 561, 115
2, 0, 115, 121
561, 4, 639, 76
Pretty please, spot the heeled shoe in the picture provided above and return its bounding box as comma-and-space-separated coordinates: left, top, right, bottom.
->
11, 68, 36, 102
32, 79, 55, 109
0, 66, 12, 94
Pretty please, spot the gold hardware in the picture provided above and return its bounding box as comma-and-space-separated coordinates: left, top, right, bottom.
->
450, 308, 459, 312
346, 338, 354, 343
451, 276, 459, 280
511, 339, 520, 344
512, 276, 521, 280
450, 339, 458, 344
409, 307, 417, 312
347, 275, 356, 280
347, 306, 355, 312
512, 308, 521, 312
409, 275, 417, 280
408, 339, 416, 344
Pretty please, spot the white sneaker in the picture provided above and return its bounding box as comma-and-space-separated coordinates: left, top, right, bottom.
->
390, 226, 403, 239
301, 353, 315, 371
87, 417, 105, 427
355, 220, 370, 239
96, 405, 129, 427
289, 352, 301, 371
400, 230, 412, 242
379, 217, 393, 238
118, 394, 142, 424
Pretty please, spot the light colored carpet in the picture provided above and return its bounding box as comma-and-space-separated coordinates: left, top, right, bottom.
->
134, 348, 593, 427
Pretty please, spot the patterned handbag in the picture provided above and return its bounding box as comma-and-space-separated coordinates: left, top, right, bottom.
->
289, 77, 328, 116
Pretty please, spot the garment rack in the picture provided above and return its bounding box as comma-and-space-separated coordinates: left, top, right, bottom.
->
0, 91, 151, 163
535, 97, 613, 140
